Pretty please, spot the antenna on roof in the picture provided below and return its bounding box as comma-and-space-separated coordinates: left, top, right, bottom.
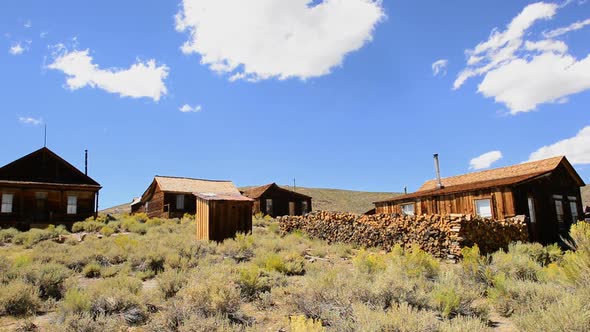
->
43, 124, 47, 147
85, 149, 88, 175
404, 186, 407, 195
293, 178, 296, 192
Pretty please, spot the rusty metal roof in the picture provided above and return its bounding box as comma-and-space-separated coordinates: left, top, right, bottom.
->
376, 156, 583, 204
194, 192, 254, 202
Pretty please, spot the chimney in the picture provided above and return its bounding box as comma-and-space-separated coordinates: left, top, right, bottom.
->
85, 150, 88, 175
433, 154, 443, 189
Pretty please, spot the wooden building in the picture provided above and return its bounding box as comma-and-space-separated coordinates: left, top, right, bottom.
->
242, 183, 312, 217
374, 156, 585, 244
195, 193, 253, 241
0, 147, 101, 230
133, 176, 246, 219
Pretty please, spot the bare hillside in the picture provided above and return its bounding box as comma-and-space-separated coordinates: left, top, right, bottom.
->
582, 186, 589, 208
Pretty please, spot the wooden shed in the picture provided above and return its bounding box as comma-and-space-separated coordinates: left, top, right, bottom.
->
195, 193, 254, 241
133, 176, 242, 219
242, 183, 312, 217
0, 147, 101, 230
374, 156, 585, 244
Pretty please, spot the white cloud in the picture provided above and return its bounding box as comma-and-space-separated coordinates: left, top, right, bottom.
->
454, 2, 558, 90
528, 126, 590, 164
469, 150, 503, 170
432, 59, 448, 76
179, 104, 202, 113
18, 117, 42, 126
48, 49, 169, 101
455, 2, 590, 114
543, 17, 590, 38
24, 20, 32, 28
478, 52, 590, 113
40, 32, 48, 39
9, 43, 25, 55
175, 0, 384, 81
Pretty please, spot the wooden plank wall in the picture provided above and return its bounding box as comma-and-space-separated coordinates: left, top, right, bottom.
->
375, 187, 516, 219
195, 197, 210, 240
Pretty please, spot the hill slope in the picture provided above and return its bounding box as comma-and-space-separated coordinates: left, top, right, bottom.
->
583, 186, 589, 209
101, 186, 400, 215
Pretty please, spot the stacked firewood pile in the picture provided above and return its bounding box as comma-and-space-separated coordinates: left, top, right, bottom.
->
278, 211, 528, 260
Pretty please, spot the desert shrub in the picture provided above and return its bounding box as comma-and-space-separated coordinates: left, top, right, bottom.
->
82, 262, 102, 278
219, 233, 255, 262
440, 316, 493, 332
85, 276, 146, 324
353, 249, 387, 275
61, 288, 91, 314
178, 276, 241, 319
132, 213, 149, 223
236, 265, 285, 301
0, 227, 19, 244
126, 221, 148, 235
490, 249, 541, 281
255, 251, 305, 276
561, 222, 590, 287
512, 293, 590, 332
0, 280, 41, 316
36, 263, 70, 299
352, 303, 439, 332
370, 267, 431, 309
290, 315, 325, 332
430, 272, 488, 319
461, 245, 494, 287
488, 276, 563, 317
49, 313, 126, 332
13, 228, 55, 248
181, 213, 195, 224
99, 226, 115, 237
72, 221, 104, 233
157, 269, 188, 299
397, 245, 440, 279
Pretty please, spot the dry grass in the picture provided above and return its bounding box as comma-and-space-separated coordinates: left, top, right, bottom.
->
1, 214, 589, 331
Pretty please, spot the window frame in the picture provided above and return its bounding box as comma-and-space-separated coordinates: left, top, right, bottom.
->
1, 193, 14, 214
474, 198, 493, 218
67, 195, 77, 215
401, 203, 415, 216
568, 196, 578, 223
527, 196, 537, 224
301, 201, 309, 214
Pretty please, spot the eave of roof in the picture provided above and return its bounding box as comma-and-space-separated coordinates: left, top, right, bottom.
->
0, 180, 101, 189
193, 192, 254, 202
242, 183, 312, 199
374, 171, 549, 204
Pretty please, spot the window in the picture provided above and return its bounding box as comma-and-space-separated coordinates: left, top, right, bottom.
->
527, 197, 536, 224
265, 199, 273, 215
67, 196, 77, 215
569, 196, 578, 223
475, 199, 492, 218
554, 199, 564, 224
401, 203, 415, 216
176, 195, 185, 210
1, 194, 13, 213
302, 201, 309, 214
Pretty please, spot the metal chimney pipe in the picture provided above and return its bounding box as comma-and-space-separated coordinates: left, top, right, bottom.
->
85, 150, 88, 175
433, 154, 443, 189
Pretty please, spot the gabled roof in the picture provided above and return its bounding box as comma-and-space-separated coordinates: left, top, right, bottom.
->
140, 176, 241, 202
376, 156, 584, 204
242, 183, 312, 199
0, 147, 101, 187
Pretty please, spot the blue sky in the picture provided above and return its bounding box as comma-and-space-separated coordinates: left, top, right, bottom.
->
1, 0, 589, 209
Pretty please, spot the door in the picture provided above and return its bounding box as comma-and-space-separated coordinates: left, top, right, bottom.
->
34, 192, 48, 222
289, 202, 295, 216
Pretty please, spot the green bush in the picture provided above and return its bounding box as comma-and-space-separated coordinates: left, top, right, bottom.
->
13, 228, 57, 248
178, 276, 241, 319
290, 315, 325, 332
353, 303, 439, 332
99, 226, 115, 237
72, 221, 105, 233
157, 269, 188, 299
0, 227, 19, 244
82, 262, 102, 278
61, 288, 91, 314
0, 280, 41, 316
36, 263, 70, 299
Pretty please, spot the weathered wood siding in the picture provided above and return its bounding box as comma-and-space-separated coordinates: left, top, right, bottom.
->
0, 186, 97, 229
195, 197, 252, 241
375, 187, 515, 219
253, 186, 312, 217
